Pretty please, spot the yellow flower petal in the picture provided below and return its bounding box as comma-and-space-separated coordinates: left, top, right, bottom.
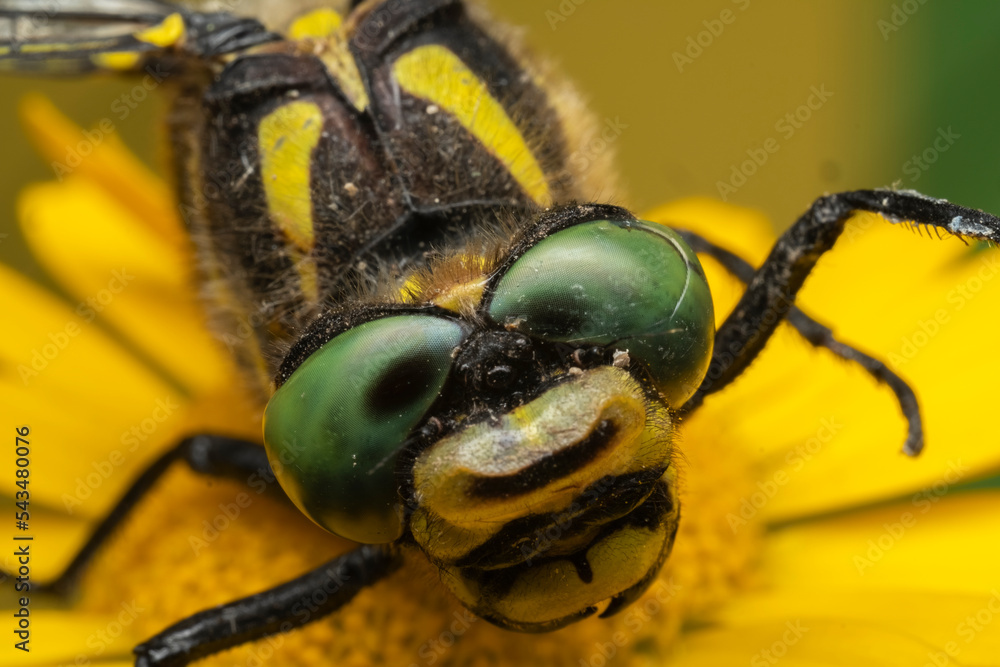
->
762, 490, 1000, 596
705, 588, 1000, 665
0, 501, 89, 582
0, 264, 190, 519
761, 218, 1000, 517
18, 178, 232, 397
644, 197, 777, 262
0, 610, 137, 666
670, 620, 968, 666
18, 93, 184, 248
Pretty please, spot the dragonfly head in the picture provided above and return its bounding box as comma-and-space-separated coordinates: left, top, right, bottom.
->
263, 204, 714, 630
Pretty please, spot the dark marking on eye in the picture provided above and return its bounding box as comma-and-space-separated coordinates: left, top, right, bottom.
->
366, 356, 437, 417
569, 552, 593, 584
468, 419, 618, 498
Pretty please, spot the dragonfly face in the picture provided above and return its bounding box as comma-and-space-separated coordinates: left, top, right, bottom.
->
262, 206, 714, 630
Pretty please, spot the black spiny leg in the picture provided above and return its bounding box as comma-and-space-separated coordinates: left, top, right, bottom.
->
675, 228, 922, 455
38, 435, 282, 597
133, 545, 403, 667
23, 433, 405, 666
679, 189, 1000, 454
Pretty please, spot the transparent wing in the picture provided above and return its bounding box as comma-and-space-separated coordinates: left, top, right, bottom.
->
0, 0, 280, 74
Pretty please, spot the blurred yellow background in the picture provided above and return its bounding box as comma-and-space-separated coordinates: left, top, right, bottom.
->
1, 1, 998, 288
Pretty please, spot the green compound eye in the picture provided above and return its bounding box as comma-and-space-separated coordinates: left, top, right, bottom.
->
488, 219, 714, 406
263, 315, 466, 544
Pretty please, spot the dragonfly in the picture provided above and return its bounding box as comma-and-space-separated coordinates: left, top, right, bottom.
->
1, 1, 999, 665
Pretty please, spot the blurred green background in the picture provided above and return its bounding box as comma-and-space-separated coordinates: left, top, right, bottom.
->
1, 0, 998, 290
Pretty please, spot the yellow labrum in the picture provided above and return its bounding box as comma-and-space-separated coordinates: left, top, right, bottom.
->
259, 100, 324, 303
393, 44, 553, 207
411, 366, 673, 567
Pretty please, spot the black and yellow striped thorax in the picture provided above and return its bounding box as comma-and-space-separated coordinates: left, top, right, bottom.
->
169, 0, 612, 392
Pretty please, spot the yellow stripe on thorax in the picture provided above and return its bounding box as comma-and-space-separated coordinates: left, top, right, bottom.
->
289, 8, 343, 39
393, 45, 552, 207
290, 8, 369, 112
259, 100, 324, 303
